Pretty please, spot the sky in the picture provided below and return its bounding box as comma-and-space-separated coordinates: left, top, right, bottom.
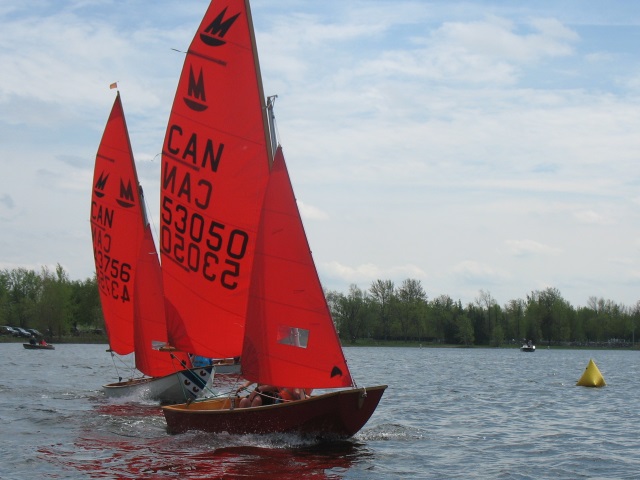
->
1, 1, 640, 309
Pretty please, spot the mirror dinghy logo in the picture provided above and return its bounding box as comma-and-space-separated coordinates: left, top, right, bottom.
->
94, 171, 109, 198
200, 6, 240, 47
184, 66, 207, 112
116, 179, 136, 208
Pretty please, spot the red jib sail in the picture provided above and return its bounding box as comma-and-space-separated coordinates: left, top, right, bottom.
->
242, 147, 353, 389
161, 0, 271, 358
91, 92, 142, 355
134, 227, 190, 377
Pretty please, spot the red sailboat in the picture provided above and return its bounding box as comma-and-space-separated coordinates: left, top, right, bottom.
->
161, 0, 386, 438
91, 92, 213, 403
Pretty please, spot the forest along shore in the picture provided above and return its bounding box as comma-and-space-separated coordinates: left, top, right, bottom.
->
2, 267, 638, 349
1, 335, 637, 350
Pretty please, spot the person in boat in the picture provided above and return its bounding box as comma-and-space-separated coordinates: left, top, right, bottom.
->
189, 354, 212, 368
39, 338, 48, 346
29, 335, 37, 345
236, 381, 310, 408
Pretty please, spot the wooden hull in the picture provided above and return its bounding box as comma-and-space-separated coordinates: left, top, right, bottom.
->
162, 385, 387, 438
103, 366, 213, 403
23, 343, 55, 350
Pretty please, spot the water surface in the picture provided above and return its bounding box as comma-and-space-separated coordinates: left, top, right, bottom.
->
0, 344, 638, 478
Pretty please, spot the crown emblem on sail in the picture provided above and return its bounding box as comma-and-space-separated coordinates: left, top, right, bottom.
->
116, 178, 136, 208
94, 171, 109, 198
183, 65, 208, 112
199, 7, 240, 47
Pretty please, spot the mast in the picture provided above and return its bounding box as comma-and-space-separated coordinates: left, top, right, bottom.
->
267, 95, 278, 162
245, 0, 273, 166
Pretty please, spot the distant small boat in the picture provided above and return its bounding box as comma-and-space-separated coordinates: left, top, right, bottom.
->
23, 343, 55, 350
520, 344, 535, 352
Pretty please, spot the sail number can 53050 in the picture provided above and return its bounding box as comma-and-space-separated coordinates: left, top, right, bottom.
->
160, 196, 248, 289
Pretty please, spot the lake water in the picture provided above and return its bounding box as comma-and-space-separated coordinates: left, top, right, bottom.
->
0, 344, 638, 479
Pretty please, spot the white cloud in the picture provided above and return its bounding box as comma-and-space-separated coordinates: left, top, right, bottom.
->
1, 1, 640, 308
573, 210, 610, 225
320, 260, 427, 288
505, 239, 562, 257
298, 201, 329, 221
452, 260, 511, 284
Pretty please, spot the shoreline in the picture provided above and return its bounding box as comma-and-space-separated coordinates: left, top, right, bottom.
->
2, 336, 637, 350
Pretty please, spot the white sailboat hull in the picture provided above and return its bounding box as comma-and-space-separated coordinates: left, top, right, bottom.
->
103, 366, 213, 403
211, 359, 242, 375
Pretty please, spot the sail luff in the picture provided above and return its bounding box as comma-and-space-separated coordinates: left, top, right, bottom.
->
116, 92, 146, 232
245, 0, 274, 167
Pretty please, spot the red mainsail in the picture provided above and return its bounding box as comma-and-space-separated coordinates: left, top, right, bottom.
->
161, 0, 271, 358
241, 147, 353, 389
91, 93, 142, 355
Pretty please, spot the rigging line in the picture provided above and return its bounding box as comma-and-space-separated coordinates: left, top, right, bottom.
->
172, 355, 195, 403
145, 152, 162, 243
109, 350, 121, 382
272, 114, 281, 147
169, 354, 220, 402
110, 350, 139, 378
266, 94, 281, 150
197, 373, 227, 400
142, 183, 161, 248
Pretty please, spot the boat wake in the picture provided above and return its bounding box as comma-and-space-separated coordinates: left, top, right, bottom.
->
357, 423, 427, 442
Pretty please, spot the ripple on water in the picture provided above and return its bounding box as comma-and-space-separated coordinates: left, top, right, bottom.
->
3, 345, 640, 479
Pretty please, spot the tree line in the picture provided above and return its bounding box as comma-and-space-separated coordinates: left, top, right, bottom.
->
326, 279, 640, 347
1, 266, 638, 347
0, 266, 101, 339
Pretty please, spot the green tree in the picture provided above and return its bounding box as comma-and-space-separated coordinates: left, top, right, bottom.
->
475, 290, 503, 346
328, 285, 371, 344
456, 311, 474, 346
0, 270, 9, 325
504, 298, 526, 342
430, 295, 457, 343
396, 279, 427, 341
69, 276, 103, 331
525, 287, 572, 345
35, 265, 72, 337
6, 268, 41, 328
369, 280, 395, 340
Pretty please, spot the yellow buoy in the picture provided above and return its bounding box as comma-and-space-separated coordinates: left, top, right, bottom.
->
576, 358, 606, 388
